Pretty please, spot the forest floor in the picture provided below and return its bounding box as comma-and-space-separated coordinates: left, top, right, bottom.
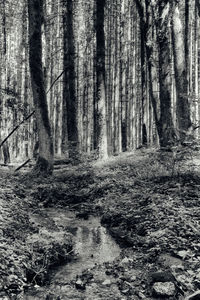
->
0, 148, 200, 299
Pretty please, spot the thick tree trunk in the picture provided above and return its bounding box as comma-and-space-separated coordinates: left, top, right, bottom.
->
62, 0, 79, 158
28, 0, 54, 174
172, 4, 191, 141
94, 0, 108, 158
157, 2, 177, 147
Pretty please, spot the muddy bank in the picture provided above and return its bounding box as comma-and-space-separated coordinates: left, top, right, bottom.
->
0, 173, 73, 300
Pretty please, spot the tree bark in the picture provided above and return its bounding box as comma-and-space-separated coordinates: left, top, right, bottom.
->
94, 0, 108, 158
28, 0, 54, 174
135, 0, 176, 148
172, 3, 191, 141
62, 0, 79, 158
157, 2, 177, 147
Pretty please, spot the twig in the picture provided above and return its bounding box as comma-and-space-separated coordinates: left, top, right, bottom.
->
0, 111, 35, 148
15, 159, 31, 172
0, 69, 65, 149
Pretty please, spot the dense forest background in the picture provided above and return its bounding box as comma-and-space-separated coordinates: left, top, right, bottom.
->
2, 2, 200, 299
0, 0, 200, 172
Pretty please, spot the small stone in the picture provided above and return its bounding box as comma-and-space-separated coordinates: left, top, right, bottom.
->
152, 282, 176, 297
102, 279, 111, 286
177, 250, 188, 259
150, 271, 175, 283
34, 284, 40, 289
75, 279, 85, 290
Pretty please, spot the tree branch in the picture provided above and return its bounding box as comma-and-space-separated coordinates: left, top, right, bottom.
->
46, 69, 65, 94
0, 69, 65, 149
0, 110, 35, 148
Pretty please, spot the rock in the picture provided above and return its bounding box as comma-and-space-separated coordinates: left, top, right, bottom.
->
177, 250, 188, 259
186, 291, 200, 300
152, 282, 176, 297
75, 279, 85, 290
102, 279, 111, 286
150, 271, 176, 283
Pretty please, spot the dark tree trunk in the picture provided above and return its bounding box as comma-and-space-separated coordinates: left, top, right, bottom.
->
94, 0, 108, 158
62, 0, 79, 158
28, 0, 54, 174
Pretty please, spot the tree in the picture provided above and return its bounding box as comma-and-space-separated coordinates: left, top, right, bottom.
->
172, 1, 191, 140
62, 0, 79, 158
157, 1, 177, 147
28, 0, 54, 174
135, 0, 177, 147
94, 0, 108, 158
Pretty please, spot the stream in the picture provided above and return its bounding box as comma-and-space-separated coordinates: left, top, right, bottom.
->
25, 209, 121, 299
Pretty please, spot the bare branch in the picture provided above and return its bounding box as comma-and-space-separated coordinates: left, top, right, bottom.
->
0, 69, 64, 149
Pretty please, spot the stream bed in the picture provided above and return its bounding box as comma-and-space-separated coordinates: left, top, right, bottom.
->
25, 209, 122, 299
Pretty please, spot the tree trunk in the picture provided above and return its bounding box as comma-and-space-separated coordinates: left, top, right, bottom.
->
94, 0, 108, 158
28, 0, 54, 174
157, 2, 177, 147
62, 0, 79, 158
135, 0, 176, 148
172, 3, 191, 141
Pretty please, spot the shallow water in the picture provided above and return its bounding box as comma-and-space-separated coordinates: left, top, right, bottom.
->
48, 209, 121, 282
25, 209, 121, 299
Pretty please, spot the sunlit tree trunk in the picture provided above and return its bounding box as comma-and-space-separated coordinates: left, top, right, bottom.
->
157, 2, 177, 147
28, 0, 54, 174
172, 2, 191, 141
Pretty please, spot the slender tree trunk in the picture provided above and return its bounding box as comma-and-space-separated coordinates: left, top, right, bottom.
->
172, 3, 191, 140
62, 0, 79, 158
94, 0, 108, 158
185, 0, 189, 85
140, 19, 146, 146
28, 0, 54, 174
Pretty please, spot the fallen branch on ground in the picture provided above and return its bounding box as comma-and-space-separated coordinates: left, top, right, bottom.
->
15, 159, 31, 172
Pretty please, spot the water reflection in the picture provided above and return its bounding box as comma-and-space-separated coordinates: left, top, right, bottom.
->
25, 209, 121, 299
49, 211, 121, 282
